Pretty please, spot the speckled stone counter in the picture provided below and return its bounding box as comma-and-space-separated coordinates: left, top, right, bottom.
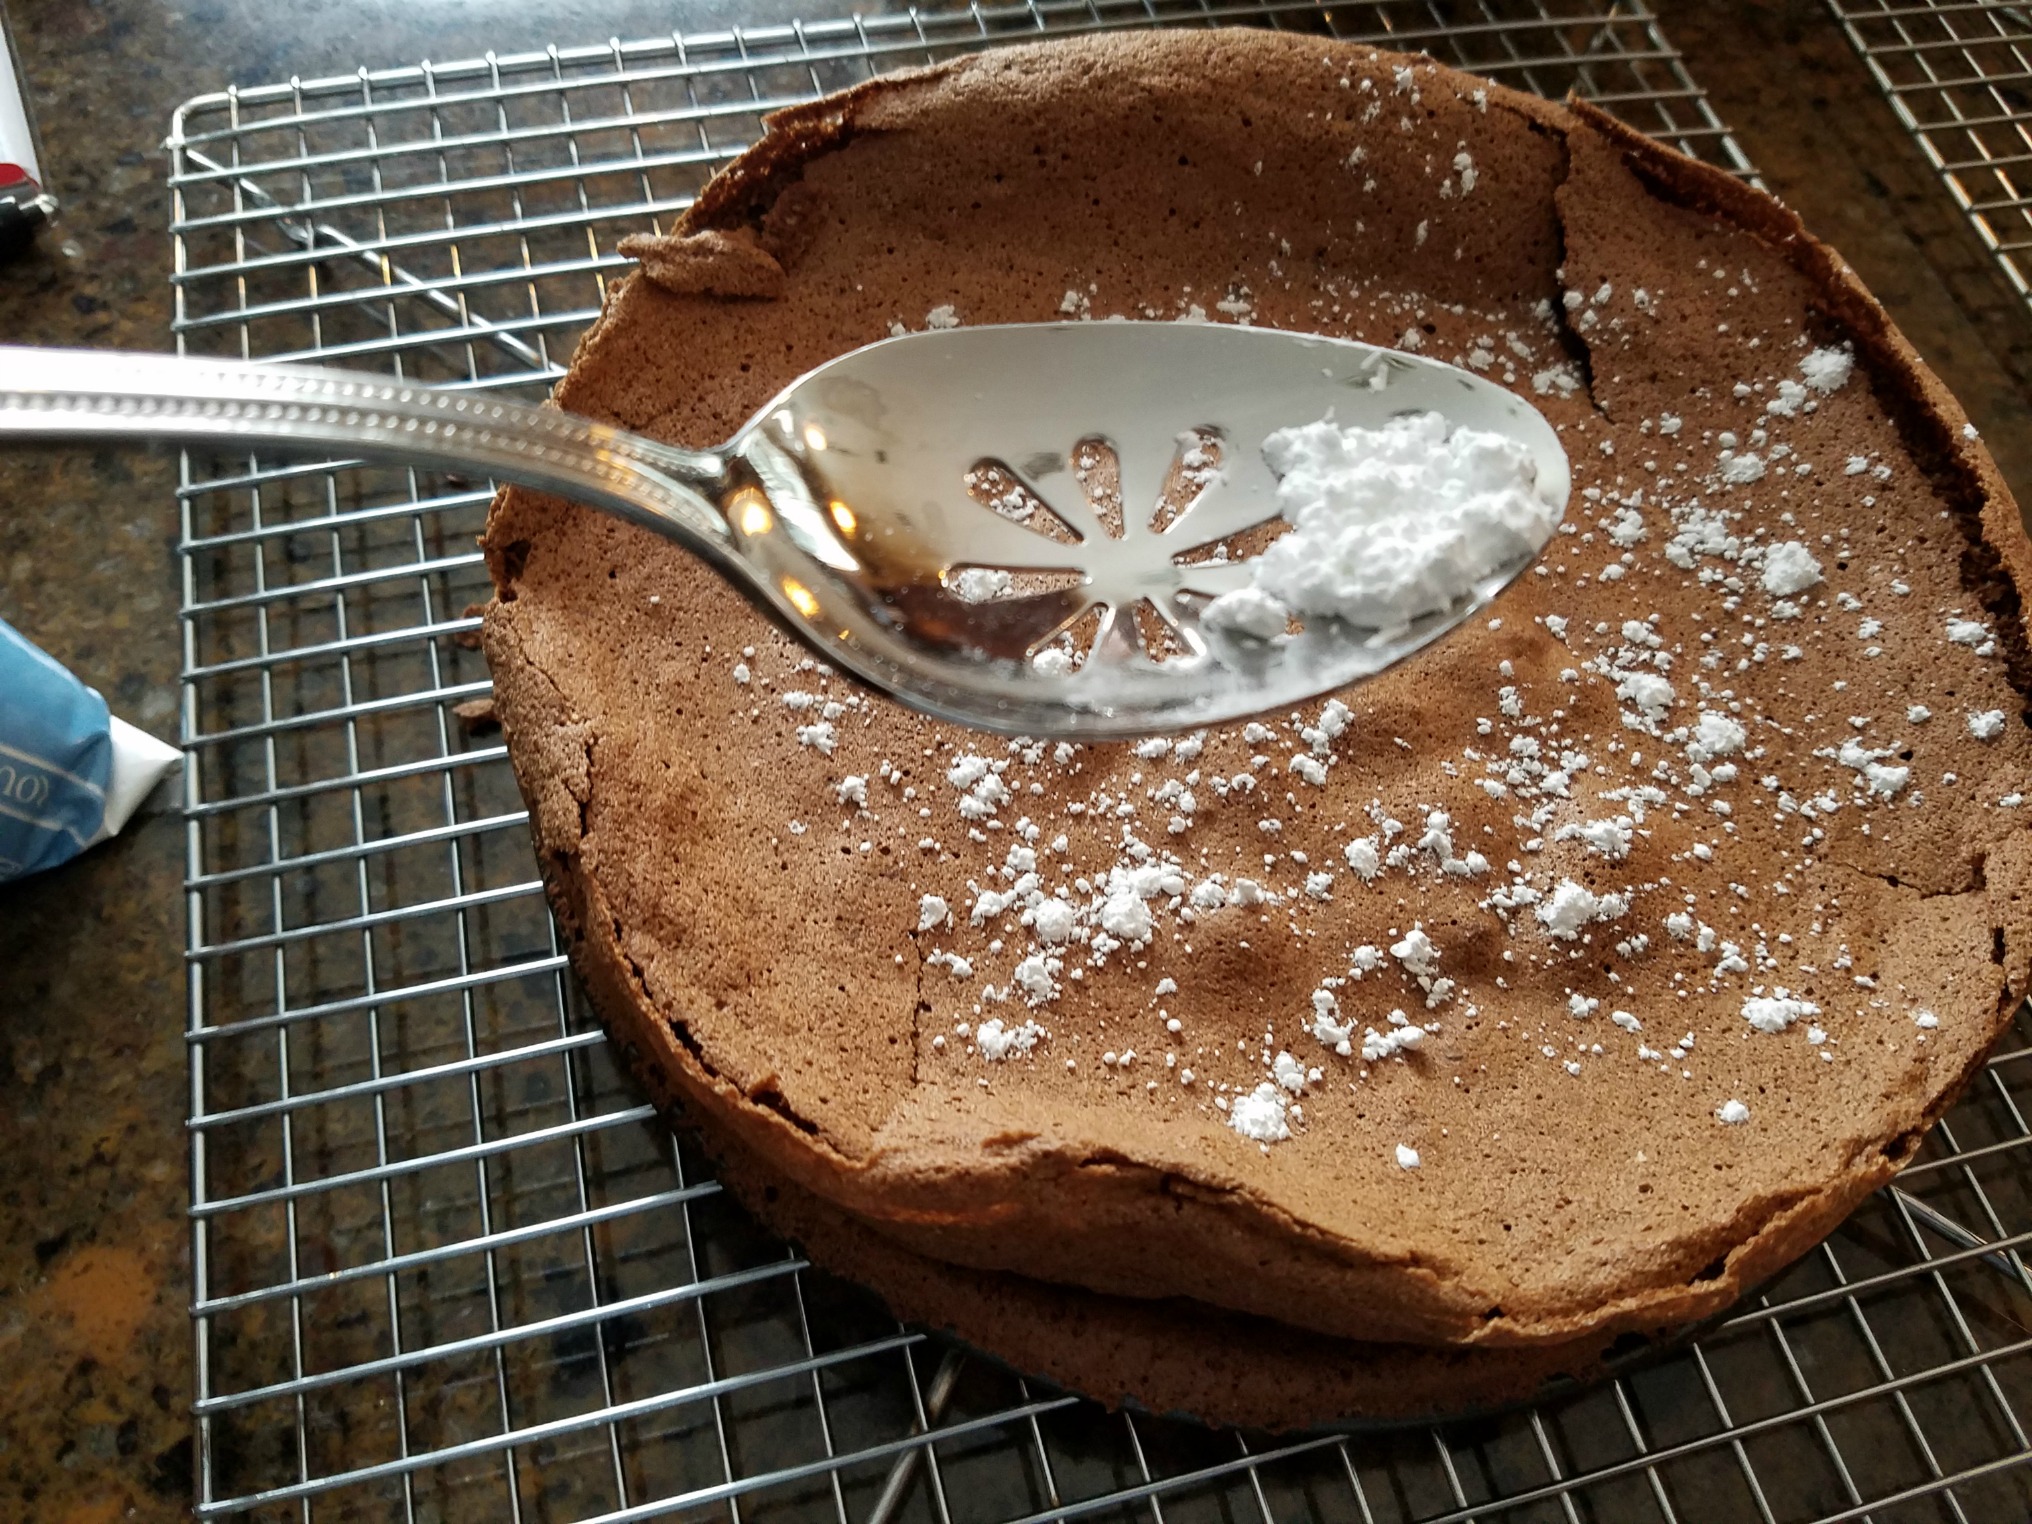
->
2, 1, 2030, 1518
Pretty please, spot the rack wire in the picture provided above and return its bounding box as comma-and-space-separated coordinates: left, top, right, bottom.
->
170, 2, 2032, 1519
1833, 0, 2032, 314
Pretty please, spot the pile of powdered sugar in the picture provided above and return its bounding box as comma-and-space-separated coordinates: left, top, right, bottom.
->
1202, 409, 1560, 638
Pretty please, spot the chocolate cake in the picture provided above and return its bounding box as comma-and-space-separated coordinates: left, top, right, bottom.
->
482, 29, 2032, 1418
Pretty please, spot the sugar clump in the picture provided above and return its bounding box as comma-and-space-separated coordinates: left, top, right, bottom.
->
1227, 1082, 1291, 1143
1202, 410, 1558, 638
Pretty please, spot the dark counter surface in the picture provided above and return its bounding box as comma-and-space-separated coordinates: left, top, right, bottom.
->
4, 1, 2032, 1516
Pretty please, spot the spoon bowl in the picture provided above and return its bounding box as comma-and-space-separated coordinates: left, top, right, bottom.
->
0, 324, 1568, 738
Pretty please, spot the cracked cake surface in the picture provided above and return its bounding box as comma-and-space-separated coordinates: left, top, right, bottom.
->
482, 29, 2032, 1387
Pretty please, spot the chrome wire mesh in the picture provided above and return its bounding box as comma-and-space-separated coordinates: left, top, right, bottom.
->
171, 3, 2032, 1519
1833, 0, 2032, 309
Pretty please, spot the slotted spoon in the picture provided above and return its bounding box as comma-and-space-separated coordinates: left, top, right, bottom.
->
0, 323, 1569, 738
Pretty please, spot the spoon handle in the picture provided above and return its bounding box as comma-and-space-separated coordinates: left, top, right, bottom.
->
0, 346, 735, 562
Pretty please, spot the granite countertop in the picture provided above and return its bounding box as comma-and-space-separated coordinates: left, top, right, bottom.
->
2, 1, 2031, 1517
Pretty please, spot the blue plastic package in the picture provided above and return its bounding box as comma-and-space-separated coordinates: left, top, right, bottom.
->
0, 615, 180, 881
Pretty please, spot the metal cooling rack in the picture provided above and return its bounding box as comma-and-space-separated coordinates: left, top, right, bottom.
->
169, 2, 2032, 1520
1833, 0, 2032, 314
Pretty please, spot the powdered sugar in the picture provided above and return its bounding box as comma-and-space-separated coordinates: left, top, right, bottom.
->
1536, 879, 1628, 939
1028, 897, 1078, 944
1799, 346, 1854, 394
1202, 410, 1558, 637
1686, 711, 1746, 763
1760, 541, 1823, 598
976, 1016, 1045, 1060
1742, 991, 1819, 1034
1947, 617, 1992, 651
950, 567, 1015, 603
1227, 1082, 1291, 1142
1011, 952, 1060, 1005
1361, 1020, 1426, 1062
1827, 736, 1911, 798
1199, 587, 1289, 641
1556, 815, 1634, 860
1616, 670, 1675, 723
1718, 452, 1767, 486
1389, 926, 1440, 979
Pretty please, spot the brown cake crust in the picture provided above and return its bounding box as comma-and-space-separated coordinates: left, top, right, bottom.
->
599, 1002, 1623, 1431
482, 30, 2032, 1372
701, 1104, 1626, 1431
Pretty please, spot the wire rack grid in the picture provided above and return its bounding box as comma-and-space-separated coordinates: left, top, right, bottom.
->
168, 2, 2032, 1521
1831, 0, 2032, 313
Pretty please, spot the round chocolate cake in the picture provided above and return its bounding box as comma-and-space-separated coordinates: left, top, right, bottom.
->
482, 29, 2032, 1424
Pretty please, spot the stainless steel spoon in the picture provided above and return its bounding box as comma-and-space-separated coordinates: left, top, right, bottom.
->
0, 325, 1568, 738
